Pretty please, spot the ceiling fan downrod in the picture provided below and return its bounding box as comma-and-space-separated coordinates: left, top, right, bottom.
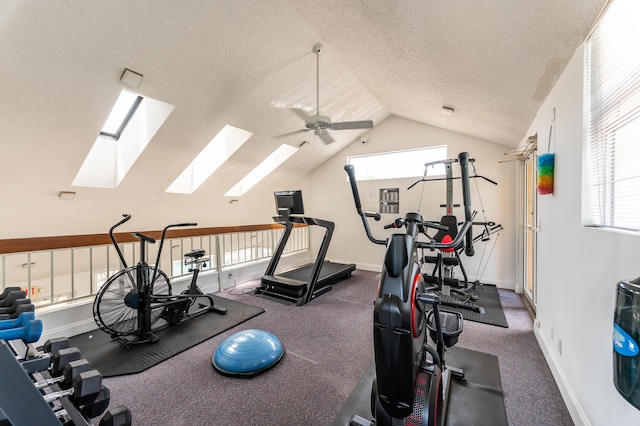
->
313, 43, 322, 116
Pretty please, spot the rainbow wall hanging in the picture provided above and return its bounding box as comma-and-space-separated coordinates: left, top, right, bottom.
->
537, 124, 555, 195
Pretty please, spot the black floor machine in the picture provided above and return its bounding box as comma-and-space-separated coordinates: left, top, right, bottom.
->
344, 152, 476, 426
408, 156, 502, 313
254, 190, 355, 306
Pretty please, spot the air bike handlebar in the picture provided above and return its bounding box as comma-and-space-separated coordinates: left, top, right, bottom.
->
152, 222, 198, 281
344, 152, 475, 255
107, 214, 198, 275
110, 214, 132, 268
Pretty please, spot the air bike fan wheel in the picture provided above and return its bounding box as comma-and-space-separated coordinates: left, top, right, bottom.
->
93, 266, 172, 336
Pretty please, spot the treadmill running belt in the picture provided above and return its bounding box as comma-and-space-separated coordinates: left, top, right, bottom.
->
257, 261, 355, 305
280, 261, 353, 283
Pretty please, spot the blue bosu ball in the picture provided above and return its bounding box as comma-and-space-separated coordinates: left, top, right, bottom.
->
212, 329, 284, 377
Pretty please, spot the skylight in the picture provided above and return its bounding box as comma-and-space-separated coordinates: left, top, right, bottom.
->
224, 144, 299, 197
72, 90, 174, 188
166, 125, 253, 194
100, 90, 142, 139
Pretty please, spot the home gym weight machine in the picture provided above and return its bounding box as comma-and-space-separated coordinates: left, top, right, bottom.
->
344, 152, 476, 426
93, 214, 227, 348
408, 156, 503, 312
254, 190, 356, 306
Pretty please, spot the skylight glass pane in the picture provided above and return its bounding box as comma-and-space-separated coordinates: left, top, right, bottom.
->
347, 146, 447, 181
224, 144, 299, 197
166, 125, 253, 194
101, 90, 140, 136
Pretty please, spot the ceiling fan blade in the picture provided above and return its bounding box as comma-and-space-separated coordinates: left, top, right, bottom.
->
330, 120, 374, 130
318, 130, 335, 144
274, 128, 310, 139
290, 108, 313, 123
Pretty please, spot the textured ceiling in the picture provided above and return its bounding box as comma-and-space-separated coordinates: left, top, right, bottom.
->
0, 0, 607, 230
291, 0, 607, 146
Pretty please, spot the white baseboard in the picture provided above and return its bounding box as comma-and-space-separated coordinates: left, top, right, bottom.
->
40, 317, 99, 344
353, 262, 382, 273
37, 299, 99, 345
534, 327, 591, 426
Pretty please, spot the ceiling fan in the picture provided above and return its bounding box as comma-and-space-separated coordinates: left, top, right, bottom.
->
283, 44, 374, 144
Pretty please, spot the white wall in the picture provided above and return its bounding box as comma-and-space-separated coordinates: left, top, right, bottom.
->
523, 46, 640, 425
301, 116, 518, 289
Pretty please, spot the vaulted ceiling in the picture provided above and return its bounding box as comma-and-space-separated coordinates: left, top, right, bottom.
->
0, 0, 607, 235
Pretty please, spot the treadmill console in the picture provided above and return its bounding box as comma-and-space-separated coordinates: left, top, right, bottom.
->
274, 190, 304, 222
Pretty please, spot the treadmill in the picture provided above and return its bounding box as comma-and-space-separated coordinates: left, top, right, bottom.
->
254, 191, 356, 306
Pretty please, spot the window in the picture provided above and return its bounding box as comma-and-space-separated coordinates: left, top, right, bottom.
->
583, 0, 640, 231
166, 125, 253, 195
347, 145, 447, 181
73, 90, 174, 188
224, 144, 299, 197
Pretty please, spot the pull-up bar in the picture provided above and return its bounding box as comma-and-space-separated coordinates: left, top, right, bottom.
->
407, 174, 498, 190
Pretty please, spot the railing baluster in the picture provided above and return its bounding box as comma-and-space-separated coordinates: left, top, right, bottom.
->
49, 252, 54, 304
26, 253, 32, 299
70, 249, 75, 300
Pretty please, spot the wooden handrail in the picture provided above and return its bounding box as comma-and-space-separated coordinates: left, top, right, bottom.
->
0, 223, 305, 255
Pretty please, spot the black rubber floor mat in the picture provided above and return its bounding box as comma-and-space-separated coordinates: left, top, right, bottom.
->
442, 284, 509, 328
331, 346, 508, 426
66, 295, 264, 377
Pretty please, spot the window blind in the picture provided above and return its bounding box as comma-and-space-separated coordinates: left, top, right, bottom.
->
583, 0, 640, 231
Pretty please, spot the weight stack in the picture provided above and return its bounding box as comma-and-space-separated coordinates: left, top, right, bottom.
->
613, 278, 640, 410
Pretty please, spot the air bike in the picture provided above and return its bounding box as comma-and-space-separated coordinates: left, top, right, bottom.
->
344, 152, 475, 426
93, 214, 227, 349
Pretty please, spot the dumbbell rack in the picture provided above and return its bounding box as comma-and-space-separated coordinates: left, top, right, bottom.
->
0, 340, 107, 425
0, 340, 88, 425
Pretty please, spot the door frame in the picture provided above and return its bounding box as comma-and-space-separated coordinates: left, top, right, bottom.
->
523, 155, 537, 310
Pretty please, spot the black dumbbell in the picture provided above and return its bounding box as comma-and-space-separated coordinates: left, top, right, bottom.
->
42, 369, 103, 406
77, 385, 111, 418
17, 337, 75, 373
34, 358, 93, 390
50, 347, 83, 376
0, 298, 33, 320
40, 338, 83, 376
43, 337, 71, 353
99, 406, 133, 426
0, 293, 28, 312
0, 286, 22, 301
0, 290, 25, 307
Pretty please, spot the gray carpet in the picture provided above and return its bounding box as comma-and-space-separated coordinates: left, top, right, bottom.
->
96, 270, 573, 426
66, 295, 264, 377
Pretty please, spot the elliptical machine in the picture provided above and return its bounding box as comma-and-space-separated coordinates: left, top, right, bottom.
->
344, 152, 475, 426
